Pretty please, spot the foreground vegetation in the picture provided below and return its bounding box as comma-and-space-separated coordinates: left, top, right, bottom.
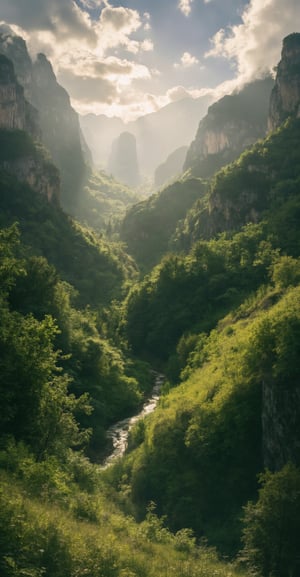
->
1, 115, 300, 577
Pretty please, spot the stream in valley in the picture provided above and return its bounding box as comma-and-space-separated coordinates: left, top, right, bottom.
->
102, 372, 165, 468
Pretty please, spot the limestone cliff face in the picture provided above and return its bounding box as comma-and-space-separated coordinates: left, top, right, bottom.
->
269, 33, 300, 131
108, 132, 140, 188
262, 376, 300, 471
0, 54, 39, 136
0, 155, 60, 203
184, 77, 274, 178
0, 52, 59, 203
0, 25, 33, 102
0, 27, 88, 211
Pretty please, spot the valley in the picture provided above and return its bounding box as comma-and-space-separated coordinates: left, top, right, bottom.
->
0, 23, 300, 577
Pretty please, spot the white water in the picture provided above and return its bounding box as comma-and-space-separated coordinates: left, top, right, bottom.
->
102, 373, 164, 468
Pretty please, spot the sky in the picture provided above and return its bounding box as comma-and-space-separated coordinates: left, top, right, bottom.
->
1, 0, 300, 121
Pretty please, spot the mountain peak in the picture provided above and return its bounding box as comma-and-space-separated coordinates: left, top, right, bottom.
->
269, 32, 300, 130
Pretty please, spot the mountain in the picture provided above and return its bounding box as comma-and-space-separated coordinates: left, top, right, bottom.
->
119, 78, 275, 270
0, 53, 39, 135
108, 131, 141, 188
269, 32, 300, 130
0, 26, 87, 212
154, 145, 188, 189
184, 76, 274, 178
80, 94, 212, 179
1, 29, 300, 577
116, 36, 300, 560
0, 54, 60, 203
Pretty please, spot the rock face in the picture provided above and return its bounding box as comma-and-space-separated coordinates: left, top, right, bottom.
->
31, 53, 87, 209
0, 27, 88, 211
108, 131, 140, 188
262, 376, 300, 471
0, 155, 60, 203
154, 145, 188, 189
80, 94, 212, 177
0, 52, 59, 203
184, 77, 274, 178
269, 33, 300, 131
0, 54, 39, 136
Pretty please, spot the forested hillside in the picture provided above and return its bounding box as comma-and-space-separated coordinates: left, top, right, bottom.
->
1, 28, 300, 577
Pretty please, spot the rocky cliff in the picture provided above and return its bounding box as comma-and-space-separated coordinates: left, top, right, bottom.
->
269, 33, 300, 131
0, 53, 59, 203
0, 54, 39, 136
108, 132, 140, 188
0, 27, 87, 211
80, 94, 212, 177
184, 77, 274, 178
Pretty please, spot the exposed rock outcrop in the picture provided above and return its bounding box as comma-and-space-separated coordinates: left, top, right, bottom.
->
184, 77, 274, 178
80, 94, 212, 177
0, 154, 60, 203
0, 52, 59, 203
262, 376, 300, 471
0, 54, 39, 136
0, 27, 88, 211
31, 53, 87, 209
269, 33, 300, 131
108, 131, 140, 188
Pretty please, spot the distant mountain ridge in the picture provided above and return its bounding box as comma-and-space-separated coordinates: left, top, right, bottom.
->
80, 94, 212, 179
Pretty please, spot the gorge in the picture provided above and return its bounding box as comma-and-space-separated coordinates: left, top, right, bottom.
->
0, 23, 300, 577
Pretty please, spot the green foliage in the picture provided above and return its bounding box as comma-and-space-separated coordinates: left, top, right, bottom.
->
0, 223, 145, 456
120, 178, 206, 270
74, 169, 139, 235
124, 222, 277, 363
175, 118, 300, 250
0, 467, 244, 577
270, 255, 300, 289
0, 130, 37, 161
0, 171, 135, 308
241, 464, 300, 577
114, 286, 300, 554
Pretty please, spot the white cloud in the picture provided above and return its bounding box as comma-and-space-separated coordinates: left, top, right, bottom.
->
206, 0, 300, 83
174, 51, 199, 68
178, 0, 194, 17
0, 0, 157, 118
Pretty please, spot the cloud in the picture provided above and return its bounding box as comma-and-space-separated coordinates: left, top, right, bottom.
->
206, 0, 300, 82
178, 0, 194, 17
0, 0, 156, 118
174, 51, 199, 68
0, 0, 97, 43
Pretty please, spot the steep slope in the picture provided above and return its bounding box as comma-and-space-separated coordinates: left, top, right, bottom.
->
174, 117, 300, 251
269, 32, 300, 130
154, 145, 188, 189
0, 26, 87, 212
0, 53, 38, 135
117, 50, 300, 554
119, 283, 300, 555
0, 54, 60, 203
108, 131, 141, 188
120, 177, 206, 270
184, 77, 274, 178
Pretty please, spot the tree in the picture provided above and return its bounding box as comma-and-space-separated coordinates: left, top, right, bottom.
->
241, 464, 300, 577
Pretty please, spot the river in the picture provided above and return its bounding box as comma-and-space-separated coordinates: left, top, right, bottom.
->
102, 372, 164, 468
